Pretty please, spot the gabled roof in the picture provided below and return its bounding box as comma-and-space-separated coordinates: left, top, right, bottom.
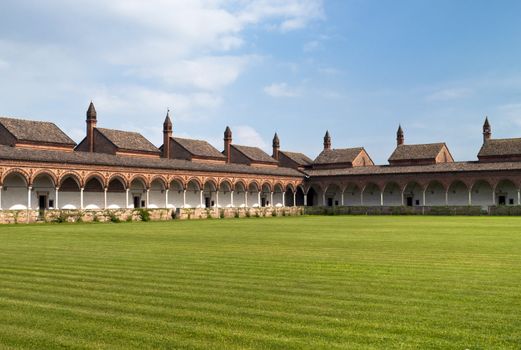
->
478, 138, 521, 158
96, 128, 159, 154
0, 116, 76, 146
314, 147, 364, 164
389, 143, 446, 161
173, 137, 225, 159
232, 144, 277, 163
279, 150, 313, 166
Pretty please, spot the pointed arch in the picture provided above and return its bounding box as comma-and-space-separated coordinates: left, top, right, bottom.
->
30, 170, 57, 186
107, 173, 129, 188
186, 177, 202, 190
1, 168, 29, 186
150, 175, 168, 190
129, 174, 149, 189
84, 172, 107, 189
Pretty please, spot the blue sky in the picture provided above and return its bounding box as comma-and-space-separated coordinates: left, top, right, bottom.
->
1, 0, 521, 164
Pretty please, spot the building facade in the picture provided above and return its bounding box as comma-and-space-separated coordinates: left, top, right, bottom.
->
1, 106, 521, 211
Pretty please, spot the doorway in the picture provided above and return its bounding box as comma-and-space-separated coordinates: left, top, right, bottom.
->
38, 195, 48, 210
133, 195, 141, 208
498, 195, 506, 206
406, 197, 413, 207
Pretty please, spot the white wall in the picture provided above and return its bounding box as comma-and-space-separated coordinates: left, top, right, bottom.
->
471, 182, 493, 208
425, 182, 446, 206
383, 183, 402, 206
447, 182, 469, 206
343, 185, 361, 205
362, 184, 381, 206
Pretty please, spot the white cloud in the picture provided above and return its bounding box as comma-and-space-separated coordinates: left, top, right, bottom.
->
303, 40, 320, 52
426, 88, 473, 101
264, 82, 300, 97
233, 125, 267, 148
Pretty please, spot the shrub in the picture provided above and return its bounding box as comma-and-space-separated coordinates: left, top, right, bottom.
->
107, 211, 120, 223
137, 209, 150, 222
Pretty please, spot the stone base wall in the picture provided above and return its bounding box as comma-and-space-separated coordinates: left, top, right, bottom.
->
0, 207, 304, 224
305, 205, 487, 216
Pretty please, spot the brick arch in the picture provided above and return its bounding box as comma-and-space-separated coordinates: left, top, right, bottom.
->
129, 174, 149, 189
273, 181, 285, 192
361, 182, 381, 192
186, 177, 203, 190
218, 178, 233, 191
84, 172, 108, 188
470, 178, 493, 191
107, 173, 129, 189
150, 175, 168, 189
203, 177, 218, 190
284, 182, 295, 193
260, 181, 273, 192
58, 171, 83, 188
1, 168, 30, 186
425, 179, 447, 191
169, 176, 185, 190
493, 177, 520, 190
30, 169, 58, 186
233, 179, 247, 191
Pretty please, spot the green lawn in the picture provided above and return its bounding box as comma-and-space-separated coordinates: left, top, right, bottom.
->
1, 216, 520, 349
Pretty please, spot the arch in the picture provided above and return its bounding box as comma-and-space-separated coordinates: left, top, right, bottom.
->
425, 180, 446, 206
186, 177, 202, 191
471, 180, 493, 208
344, 183, 362, 206
84, 177, 104, 192
58, 172, 82, 188
1, 168, 29, 186
2, 170, 29, 210
495, 179, 518, 206
447, 180, 469, 206
403, 181, 424, 207
84, 173, 106, 189
248, 181, 259, 192
361, 182, 381, 206
323, 183, 342, 207
150, 175, 168, 190
203, 178, 218, 192
129, 175, 148, 189
261, 182, 272, 193
107, 176, 126, 192
107, 173, 129, 188
30, 170, 57, 186
169, 178, 184, 191
285, 183, 295, 193
219, 179, 233, 192
382, 181, 401, 206
106, 176, 126, 209
233, 180, 247, 192
59, 173, 81, 190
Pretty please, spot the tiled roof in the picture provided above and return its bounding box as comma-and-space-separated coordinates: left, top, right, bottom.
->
478, 138, 521, 157
389, 143, 445, 161
0, 145, 302, 177
173, 137, 225, 159
280, 150, 313, 166
232, 145, 277, 163
96, 128, 159, 154
314, 148, 363, 164
0, 117, 76, 146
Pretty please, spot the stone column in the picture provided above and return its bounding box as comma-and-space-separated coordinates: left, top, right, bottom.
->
245, 191, 248, 207
380, 191, 384, 206
304, 194, 308, 206
422, 189, 426, 206
492, 190, 496, 206
360, 191, 364, 206
80, 187, 84, 209
104, 188, 108, 209
55, 187, 59, 209
200, 190, 203, 208
257, 191, 261, 207
401, 190, 404, 206
293, 191, 296, 207
165, 189, 169, 208
282, 192, 286, 207
518, 189, 520, 205
322, 192, 326, 206
183, 189, 187, 208
231, 190, 234, 208
27, 186, 32, 209
445, 190, 449, 206
270, 192, 274, 207
468, 189, 472, 206
216, 190, 219, 208
146, 189, 150, 208
126, 189, 129, 208
341, 191, 344, 206
0, 186, 3, 210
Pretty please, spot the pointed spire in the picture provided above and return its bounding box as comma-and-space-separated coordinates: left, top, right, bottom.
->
163, 109, 172, 130
224, 126, 232, 139
272, 132, 280, 147
397, 124, 404, 146
224, 126, 232, 163
483, 116, 491, 143
323, 130, 331, 150
86, 101, 97, 120
272, 132, 280, 160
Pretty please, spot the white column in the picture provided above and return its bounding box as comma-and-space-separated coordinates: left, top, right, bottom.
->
183, 189, 187, 208
216, 191, 219, 208
0, 186, 2, 210
126, 189, 129, 208
104, 188, 108, 209
518, 189, 520, 205
445, 190, 449, 206
422, 189, 426, 206
492, 190, 496, 206
380, 191, 384, 206
146, 189, 150, 208
322, 192, 326, 206
468, 189, 472, 206
80, 187, 84, 209
245, 191, 248, 207
293, 191, 296, 207
341, 191, 344, 206
270, 192, 274, 207
401, 190, 404, 206
360, 191, 364, 206
282, 192, 286, 207
165, 189, 169, 208
231, 190, 234, 207
55, 187, 59, 209
257, 191, 261, 207
27, 186, 32, 209
200, 190, 203, 208
304, 194, 308, 206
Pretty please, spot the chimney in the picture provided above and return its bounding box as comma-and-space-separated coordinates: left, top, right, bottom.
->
323, 130, 331, 150
272, 132, 280, 160
483, 116, 491, 143
224, 126, 232, 163
162, 109, 173, 158
397, 125, 404, 146
86, 101, 97, 153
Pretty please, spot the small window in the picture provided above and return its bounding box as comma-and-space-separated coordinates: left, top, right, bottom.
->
509, 198, 514, 205
415, 200, 420, 206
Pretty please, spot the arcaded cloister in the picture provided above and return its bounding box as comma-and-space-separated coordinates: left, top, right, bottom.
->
1, 104, 521, 211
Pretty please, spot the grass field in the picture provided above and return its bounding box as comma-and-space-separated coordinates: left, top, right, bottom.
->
1, 216, 520, 349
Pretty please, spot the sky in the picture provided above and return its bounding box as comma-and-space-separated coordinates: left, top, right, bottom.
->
1, 0, 521, 164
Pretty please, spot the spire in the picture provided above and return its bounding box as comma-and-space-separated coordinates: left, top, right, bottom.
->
86, 101, 97, 120
323, 130, 331, 150
272, 132, 280, 160
224, 126, 232, 163
163, 109, 172, 131
397, 124, 404, 146
483, 116, 491, 143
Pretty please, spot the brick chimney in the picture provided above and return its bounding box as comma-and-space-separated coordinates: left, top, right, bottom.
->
162, 109, 172, 158
86, 101, 97, 153
224, 126, 232, 163
272, 132, 280, 160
